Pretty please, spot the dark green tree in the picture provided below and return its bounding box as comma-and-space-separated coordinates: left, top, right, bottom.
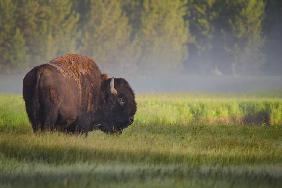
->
121, 0, 144, 37
79, 0, 137, 72
137, 0, 191, 71
186, 0, 220, 74
12, 0, 79, 66
40, 0, 79, 61
263, 0, 282, 75
14, 0, 48, 65
9, 29, 27, 69
0, 0, 27, 72
224, 0, 265, 75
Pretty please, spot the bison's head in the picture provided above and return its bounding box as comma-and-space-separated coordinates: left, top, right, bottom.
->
100, 76, 137, 134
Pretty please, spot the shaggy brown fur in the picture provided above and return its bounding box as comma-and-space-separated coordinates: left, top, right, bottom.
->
23, 54, 136, 134
47, 54, 101, 113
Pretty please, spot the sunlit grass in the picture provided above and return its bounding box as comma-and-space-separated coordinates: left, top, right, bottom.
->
0, 95, 30, 133
0, 94, 281, 187
0, 124, 281, 165
136, 94, 282, 126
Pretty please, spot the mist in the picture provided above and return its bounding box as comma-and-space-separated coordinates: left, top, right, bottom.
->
0, 0, 281, 94
1, 71, 282, 95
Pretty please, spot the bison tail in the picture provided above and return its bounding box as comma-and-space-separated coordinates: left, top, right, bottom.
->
23, 67, 42, 132
33, 70, 42, 131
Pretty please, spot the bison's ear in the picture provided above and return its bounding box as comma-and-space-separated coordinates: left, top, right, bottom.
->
101, 74, 109, 81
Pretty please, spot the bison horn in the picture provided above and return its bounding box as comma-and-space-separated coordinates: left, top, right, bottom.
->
110, 77, 117, 95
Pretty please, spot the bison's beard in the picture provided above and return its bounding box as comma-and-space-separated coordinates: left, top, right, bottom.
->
98, 123, 123, 134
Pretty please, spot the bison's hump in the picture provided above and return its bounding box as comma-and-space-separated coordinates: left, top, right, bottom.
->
49, 54, 100, 77
47, 54, 101, 83
47, 54, 101, 97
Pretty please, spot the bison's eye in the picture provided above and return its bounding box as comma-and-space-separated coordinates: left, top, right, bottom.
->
117, 97, 125, 106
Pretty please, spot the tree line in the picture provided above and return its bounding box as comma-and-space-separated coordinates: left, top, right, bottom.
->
0, 0, 281, 75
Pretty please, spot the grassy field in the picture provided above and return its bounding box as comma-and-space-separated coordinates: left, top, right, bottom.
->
0, 94, 281, 188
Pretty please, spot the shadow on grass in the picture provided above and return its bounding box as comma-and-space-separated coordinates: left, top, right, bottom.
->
0, 162, 281, 188
0, 135, 281, 166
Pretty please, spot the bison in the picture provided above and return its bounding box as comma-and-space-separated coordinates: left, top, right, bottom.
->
23, 54, 136, 134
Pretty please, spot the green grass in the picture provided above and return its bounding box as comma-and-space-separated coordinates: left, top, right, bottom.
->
136, 93, 282, 126
0, 94, 281, 187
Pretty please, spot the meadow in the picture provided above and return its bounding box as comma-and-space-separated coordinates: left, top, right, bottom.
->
0, 94, 281, 188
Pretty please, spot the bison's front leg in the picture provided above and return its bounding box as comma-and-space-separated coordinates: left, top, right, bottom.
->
72, 114, 92, 135
98, 121, 122, 135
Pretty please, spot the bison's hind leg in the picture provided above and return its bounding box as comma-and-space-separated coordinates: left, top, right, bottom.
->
41, 106, 59, 131
31, 120, 41, 132
39, 88, 60, 131
24, 104, 41, 132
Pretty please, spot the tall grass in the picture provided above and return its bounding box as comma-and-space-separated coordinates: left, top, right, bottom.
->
0, 95, 30, 132
0, 94, 281, 166
0, 94, 281, 187
0, 94, 281, 132
136, 94, 282, 126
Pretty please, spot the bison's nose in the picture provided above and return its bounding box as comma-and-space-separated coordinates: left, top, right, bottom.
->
128, 117, 134, 124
